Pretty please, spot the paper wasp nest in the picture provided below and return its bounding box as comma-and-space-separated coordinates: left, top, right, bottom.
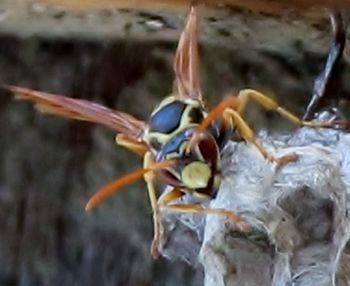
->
158, 121, 350, 286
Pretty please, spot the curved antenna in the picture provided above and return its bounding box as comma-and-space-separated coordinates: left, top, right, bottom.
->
85, 159, 176, 211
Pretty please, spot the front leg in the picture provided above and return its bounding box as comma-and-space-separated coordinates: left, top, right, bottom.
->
186, 88, 341, 157
236, 89, 337, 129
116, 134, 149, 157
143, 152, 163, 258
224, 109, 298, 166
158, 188, 250, 232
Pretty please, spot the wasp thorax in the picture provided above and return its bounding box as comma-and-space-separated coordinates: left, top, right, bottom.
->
143, 95, 205, 150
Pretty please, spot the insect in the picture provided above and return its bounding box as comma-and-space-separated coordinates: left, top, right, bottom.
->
6, 6, 341, 258
303, 10, 345, 120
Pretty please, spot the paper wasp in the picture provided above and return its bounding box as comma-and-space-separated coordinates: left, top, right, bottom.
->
6, 6, 340, 257
304, 11, 345, 120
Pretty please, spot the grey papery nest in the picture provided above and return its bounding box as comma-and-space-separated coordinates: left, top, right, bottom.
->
158, 124, 350, 286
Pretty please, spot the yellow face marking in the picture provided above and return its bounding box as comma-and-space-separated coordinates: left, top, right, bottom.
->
181, 161, 211, 189
151, 94, 202, 116
150, 95, 178, 116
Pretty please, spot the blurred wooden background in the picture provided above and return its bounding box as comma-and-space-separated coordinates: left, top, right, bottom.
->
43, 0, 350, 12
0, 1, 349, 286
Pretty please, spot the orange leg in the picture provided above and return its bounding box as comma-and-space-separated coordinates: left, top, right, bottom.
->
143, 152, 167, 258
187, 89, 340, 161
157, 187, 185, 206
235, 89, 336, 128
195, 89, 337, 140
157, 188, 250, 232
84, 151, 176, 258
186, 96, 240, 153
116, 134, 149, 157
143, 152, 159, 258
85, 154, 175, 211
224, 109, 297, 165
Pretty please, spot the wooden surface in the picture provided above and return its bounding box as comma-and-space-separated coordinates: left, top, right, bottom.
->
43, 0, 350, 13
0, 0, 336, 51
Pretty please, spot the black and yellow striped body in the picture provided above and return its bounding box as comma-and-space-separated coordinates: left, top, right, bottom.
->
143, 96, 233, 197
144, 96, 205, 150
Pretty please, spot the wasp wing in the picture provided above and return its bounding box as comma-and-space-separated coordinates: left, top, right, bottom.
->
174, 6, 202, 102
7, 85, 146, 139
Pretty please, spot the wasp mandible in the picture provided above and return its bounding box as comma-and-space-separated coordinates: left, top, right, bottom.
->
6, 6, 340, 257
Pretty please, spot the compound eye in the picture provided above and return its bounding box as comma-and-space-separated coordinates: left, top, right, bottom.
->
149, 101, 186, 134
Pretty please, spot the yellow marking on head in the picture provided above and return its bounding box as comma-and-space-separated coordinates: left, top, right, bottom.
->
181, 161, 211, 189
150, 95, 177, 116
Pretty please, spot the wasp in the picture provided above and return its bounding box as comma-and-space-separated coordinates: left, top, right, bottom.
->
6, 6, 340, 257
304, 11, 345, 120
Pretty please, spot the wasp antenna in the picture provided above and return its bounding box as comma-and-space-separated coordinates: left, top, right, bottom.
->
85, 159, 176, 211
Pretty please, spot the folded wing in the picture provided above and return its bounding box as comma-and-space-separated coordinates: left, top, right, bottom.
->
7, 85, 146, 139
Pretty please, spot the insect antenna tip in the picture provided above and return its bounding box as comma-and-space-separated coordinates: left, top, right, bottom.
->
85, 200, 95, 212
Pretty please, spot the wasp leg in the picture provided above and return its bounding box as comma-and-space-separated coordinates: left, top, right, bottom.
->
186, 96, 240, 153
236, 89, 335, 129
157, 187, 185, 206
225, 109, 297, 166
160, 200, 250, 232
85, 152, 175, 257
116, 134, 149, 157
158, 187, 250, 231
85, 158, 175, 211
187, 87, 343, 154
143, 152, 163, 258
